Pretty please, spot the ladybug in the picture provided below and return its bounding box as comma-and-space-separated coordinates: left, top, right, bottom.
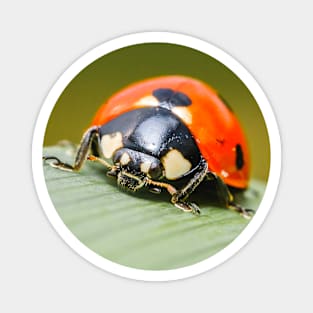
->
44, 76, 253, 218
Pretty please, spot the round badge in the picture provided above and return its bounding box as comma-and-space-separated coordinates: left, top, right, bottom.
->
32, 32, 281, 281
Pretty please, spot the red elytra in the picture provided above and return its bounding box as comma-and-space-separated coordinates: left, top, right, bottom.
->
91, 75, 250, 189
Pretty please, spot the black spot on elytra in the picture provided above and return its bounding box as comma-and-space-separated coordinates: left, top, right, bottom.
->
153, 88, 192, 108
235, 144, 244, 170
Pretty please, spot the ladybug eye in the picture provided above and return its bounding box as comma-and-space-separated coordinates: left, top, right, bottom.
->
148, 163, 163, 179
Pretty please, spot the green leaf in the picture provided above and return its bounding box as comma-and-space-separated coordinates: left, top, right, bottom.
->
43, 145, 266, 270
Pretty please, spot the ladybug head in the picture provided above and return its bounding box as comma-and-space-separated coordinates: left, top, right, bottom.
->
113, 148, 164, 192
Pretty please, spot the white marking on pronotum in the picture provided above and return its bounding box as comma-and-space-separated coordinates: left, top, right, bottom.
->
101, 132, 123, 159
161, 149, 192, 180
120, 152, 131, 165
172, 107, 192, 125
140, 161, 151, 173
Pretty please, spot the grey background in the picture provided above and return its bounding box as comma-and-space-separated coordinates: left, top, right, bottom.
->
1, 1, 312, 312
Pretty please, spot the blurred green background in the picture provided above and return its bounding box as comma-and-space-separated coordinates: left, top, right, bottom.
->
44, 43, 270, 181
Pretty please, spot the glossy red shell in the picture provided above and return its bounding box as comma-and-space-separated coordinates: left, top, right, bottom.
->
91, 76, 250, 188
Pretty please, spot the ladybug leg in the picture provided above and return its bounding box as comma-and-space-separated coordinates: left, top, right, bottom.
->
43, 126, 100, 172
145, 178, 200, 214
172, 201, 201, 215
228, 203, 255, 219
206, 172, 254, 219
87, 155, 118, 177
145, 178, 177, 196
169, 157, 208, 215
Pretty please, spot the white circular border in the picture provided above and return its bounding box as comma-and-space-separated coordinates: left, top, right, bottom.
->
32, 32, 281, 281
